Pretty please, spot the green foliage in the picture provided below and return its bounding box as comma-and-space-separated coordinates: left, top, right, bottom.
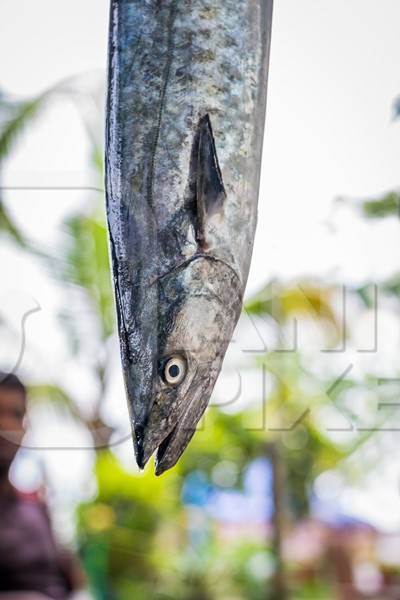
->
291, 582, 332, 599
77, 432, 274, 600
245, 281, 341, 351
177, 409, 264, 479
0, 200, 29, 247
0, 90, 48, 246
0, 75, 105, 247
61, 206, 115, 341
359, 190, 400, 219
76, 396, 351, 599
78, 451, 181, 600
0, 92, 46, 162
378, 274, 400, 304
0, 91, 41, 247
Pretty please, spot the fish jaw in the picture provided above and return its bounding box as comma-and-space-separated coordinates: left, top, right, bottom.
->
126, 256, 242, 473
154, 366, 219, 476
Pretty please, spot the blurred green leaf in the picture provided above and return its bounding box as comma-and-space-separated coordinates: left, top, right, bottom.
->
0, 74, 105, 247
61, 208, 114, 340
0, 92, 46, 162
383, 274, 400, 299
0, 200, 29, 247
246, 281, 339, 334
360, 190, 400, 219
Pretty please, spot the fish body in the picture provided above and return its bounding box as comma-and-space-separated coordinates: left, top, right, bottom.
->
105, 0, 273, 474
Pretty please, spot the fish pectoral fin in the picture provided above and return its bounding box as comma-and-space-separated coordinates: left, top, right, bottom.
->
195, 114, 226, 247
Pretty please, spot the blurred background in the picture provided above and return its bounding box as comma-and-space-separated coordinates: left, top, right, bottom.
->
1, 1, 400, 598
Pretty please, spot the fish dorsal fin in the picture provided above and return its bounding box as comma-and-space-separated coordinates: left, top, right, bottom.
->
195, 114, 226, 248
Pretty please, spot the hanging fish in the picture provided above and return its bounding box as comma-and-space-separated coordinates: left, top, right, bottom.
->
105, 0, 273, 474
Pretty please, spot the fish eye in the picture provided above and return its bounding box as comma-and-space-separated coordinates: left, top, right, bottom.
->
163, 356, 187, 386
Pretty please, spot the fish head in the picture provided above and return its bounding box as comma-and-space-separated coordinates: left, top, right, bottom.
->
131, 256, 242, 475
120, 114, 243, 474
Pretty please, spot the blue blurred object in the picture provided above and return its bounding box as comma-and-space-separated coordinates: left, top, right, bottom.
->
208, 458, 274, 524
182, 471, 213, 507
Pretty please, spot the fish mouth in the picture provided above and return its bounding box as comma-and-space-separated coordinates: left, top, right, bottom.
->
134, 416, 194, 475
133, 355, 220, 474
155, 424, 181, 475
134, 382, 207, 474
154, 419, 195, 476
157, 383, 212, 475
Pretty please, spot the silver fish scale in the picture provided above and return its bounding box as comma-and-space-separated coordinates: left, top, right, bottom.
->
106, 0, 273, 472
107, 0, 270, 282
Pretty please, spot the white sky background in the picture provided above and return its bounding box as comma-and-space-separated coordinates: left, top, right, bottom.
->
1, 0, 400, 532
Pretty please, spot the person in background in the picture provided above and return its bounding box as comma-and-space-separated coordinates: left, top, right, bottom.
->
0, 372, 86, 600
